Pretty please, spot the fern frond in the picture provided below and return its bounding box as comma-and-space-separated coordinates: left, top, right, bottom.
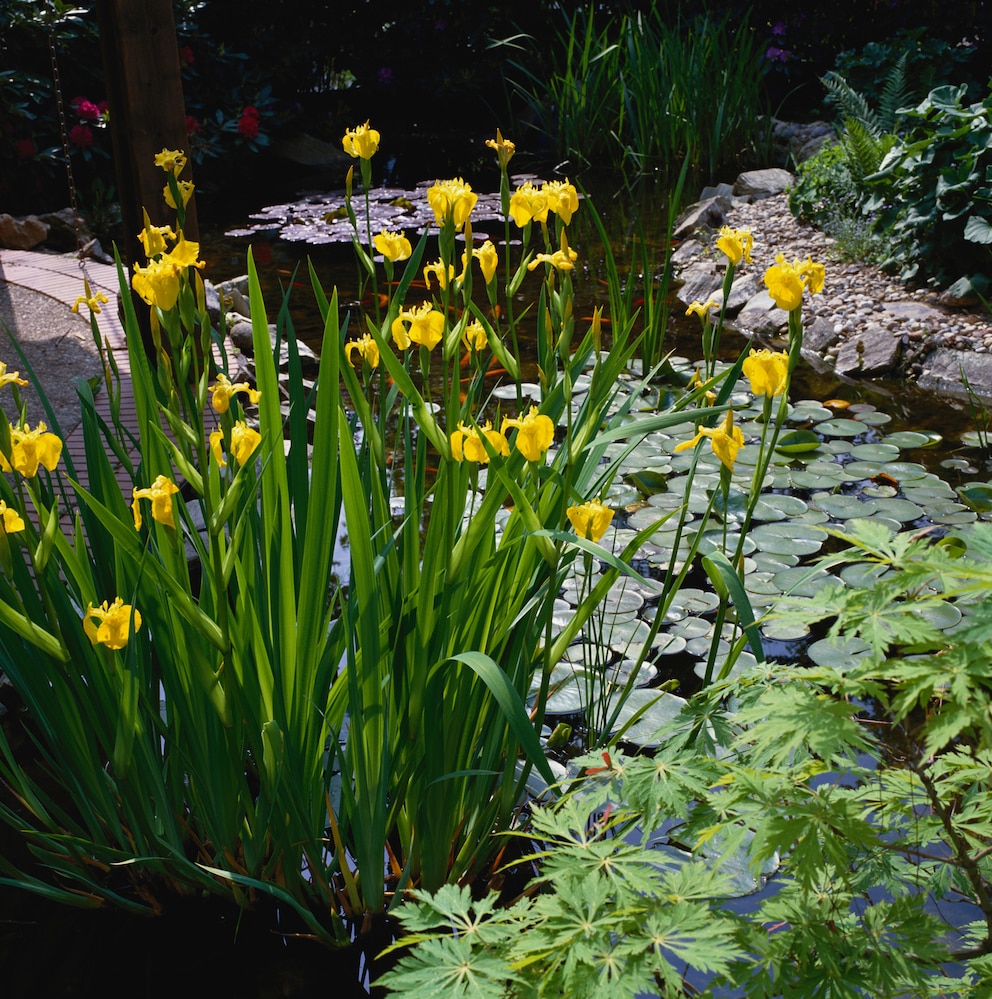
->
822, 70, 882, 137
878, 51, 913, 132
840, 118, 886, 184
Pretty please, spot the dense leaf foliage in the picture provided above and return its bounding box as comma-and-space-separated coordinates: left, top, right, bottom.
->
381, 521, 992, 997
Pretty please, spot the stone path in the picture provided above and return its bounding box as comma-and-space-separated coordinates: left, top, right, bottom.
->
0, 247, 136, 490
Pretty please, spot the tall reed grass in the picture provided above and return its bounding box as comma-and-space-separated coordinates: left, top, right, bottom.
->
501, 7, 767, 179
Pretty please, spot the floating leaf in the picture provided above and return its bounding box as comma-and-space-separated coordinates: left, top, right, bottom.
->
816, 418, 869, 438
775, 429, 822, 454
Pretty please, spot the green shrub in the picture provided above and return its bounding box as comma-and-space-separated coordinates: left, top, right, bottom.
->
865, 83, 992, 296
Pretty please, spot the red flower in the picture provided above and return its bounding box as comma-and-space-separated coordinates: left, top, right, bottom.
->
72, 97, 101, 121
178, 45, 194, 67
241, 105, 260, 120
185, 115, 201, 137
68, 124, 94, 149
14, 138, 36, 159
237, 114, 260, 140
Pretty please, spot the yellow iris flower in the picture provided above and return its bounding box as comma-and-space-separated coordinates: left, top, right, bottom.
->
674, 409, 745, 472
716, 225, 753, 266
460, 320, 489, 353
485, 128, 516, 169
132, 235, 204, 311
501, 406, 555, 462
163, 180, 195, 210
342, 120, 380, 159
372, 229, 412, 262
508, 181, 550, 228
132, 474, 180, 530
71, 277, 110, 316
138, 222, 176, 259
475, 240, 498, 285
154, 148, 187, 176
0, 422, 62, 478
209, 372, 261, 414
450, 421, 510, 463
84, 597, 141, 651
567, 500, 615, 542
543, 180, 580, 225
685, 299, 718, 322
210, 422, 262, 468
423, 258, 456, 291
763, 253, 825, 312
742, 348, 790, 397
0, 361, 28, 390
427, 178, 478, 231
0, 500, 24, 533
345, 333, 380, 369
391, 302, 445, 351
527, 230, 578, 272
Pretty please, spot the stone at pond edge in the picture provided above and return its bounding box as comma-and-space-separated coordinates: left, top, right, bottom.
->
735, 290, 790, 338
833, 326, 901, 378
672, 196, 732, 240
732, 168, 794, 200
800, 317, 843, 372
674, 261, 722, 309
918, 348, 992, 400
713, 272, 761, 316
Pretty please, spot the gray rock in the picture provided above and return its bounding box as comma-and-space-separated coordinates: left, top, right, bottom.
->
670, 238, 705, 267
732, 169, 794, 200
713, 272, 760, 315
672, 197, 732, 240
0, 213, 49, 250
674, 261, 722, 308
698, 182, 735, 201
834, 326, 901, 377
802, 316, 842, 355
917, 349, 992, 400
735, 290, 790, 337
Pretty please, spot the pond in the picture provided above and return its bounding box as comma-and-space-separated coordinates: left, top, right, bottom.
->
2, 174, 991, 997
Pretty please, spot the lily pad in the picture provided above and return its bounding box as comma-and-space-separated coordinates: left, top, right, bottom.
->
806, 635, 873, 669
775, 429, 822, 454
609, 688, 688, 747
816, 418, 869, 438
882, 430, 943, 449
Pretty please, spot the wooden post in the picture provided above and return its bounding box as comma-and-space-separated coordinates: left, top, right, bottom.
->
94, 0, 197, 292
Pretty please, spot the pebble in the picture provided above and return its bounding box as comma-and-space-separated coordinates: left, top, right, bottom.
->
721, 192, 992, 359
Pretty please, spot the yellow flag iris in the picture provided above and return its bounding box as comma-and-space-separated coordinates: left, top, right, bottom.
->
427, 178, 477, 231
716, 225, 753, 266
342, 120, 380, 159
567, 500, 615, 542
345, 333, 380, 369
742, 349, 790, 397
0, 422, 62, 478
450, 421, 510, 463
391, 303, 445, 351
501, 406, 555, 462
84, 597, 141, 650
132, 474, 180, 530
210, 372, 261, 414
373, 229, 412, 262
674, 409, 745, 472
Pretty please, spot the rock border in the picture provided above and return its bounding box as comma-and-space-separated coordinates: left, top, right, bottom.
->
671, 169, 992, 401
